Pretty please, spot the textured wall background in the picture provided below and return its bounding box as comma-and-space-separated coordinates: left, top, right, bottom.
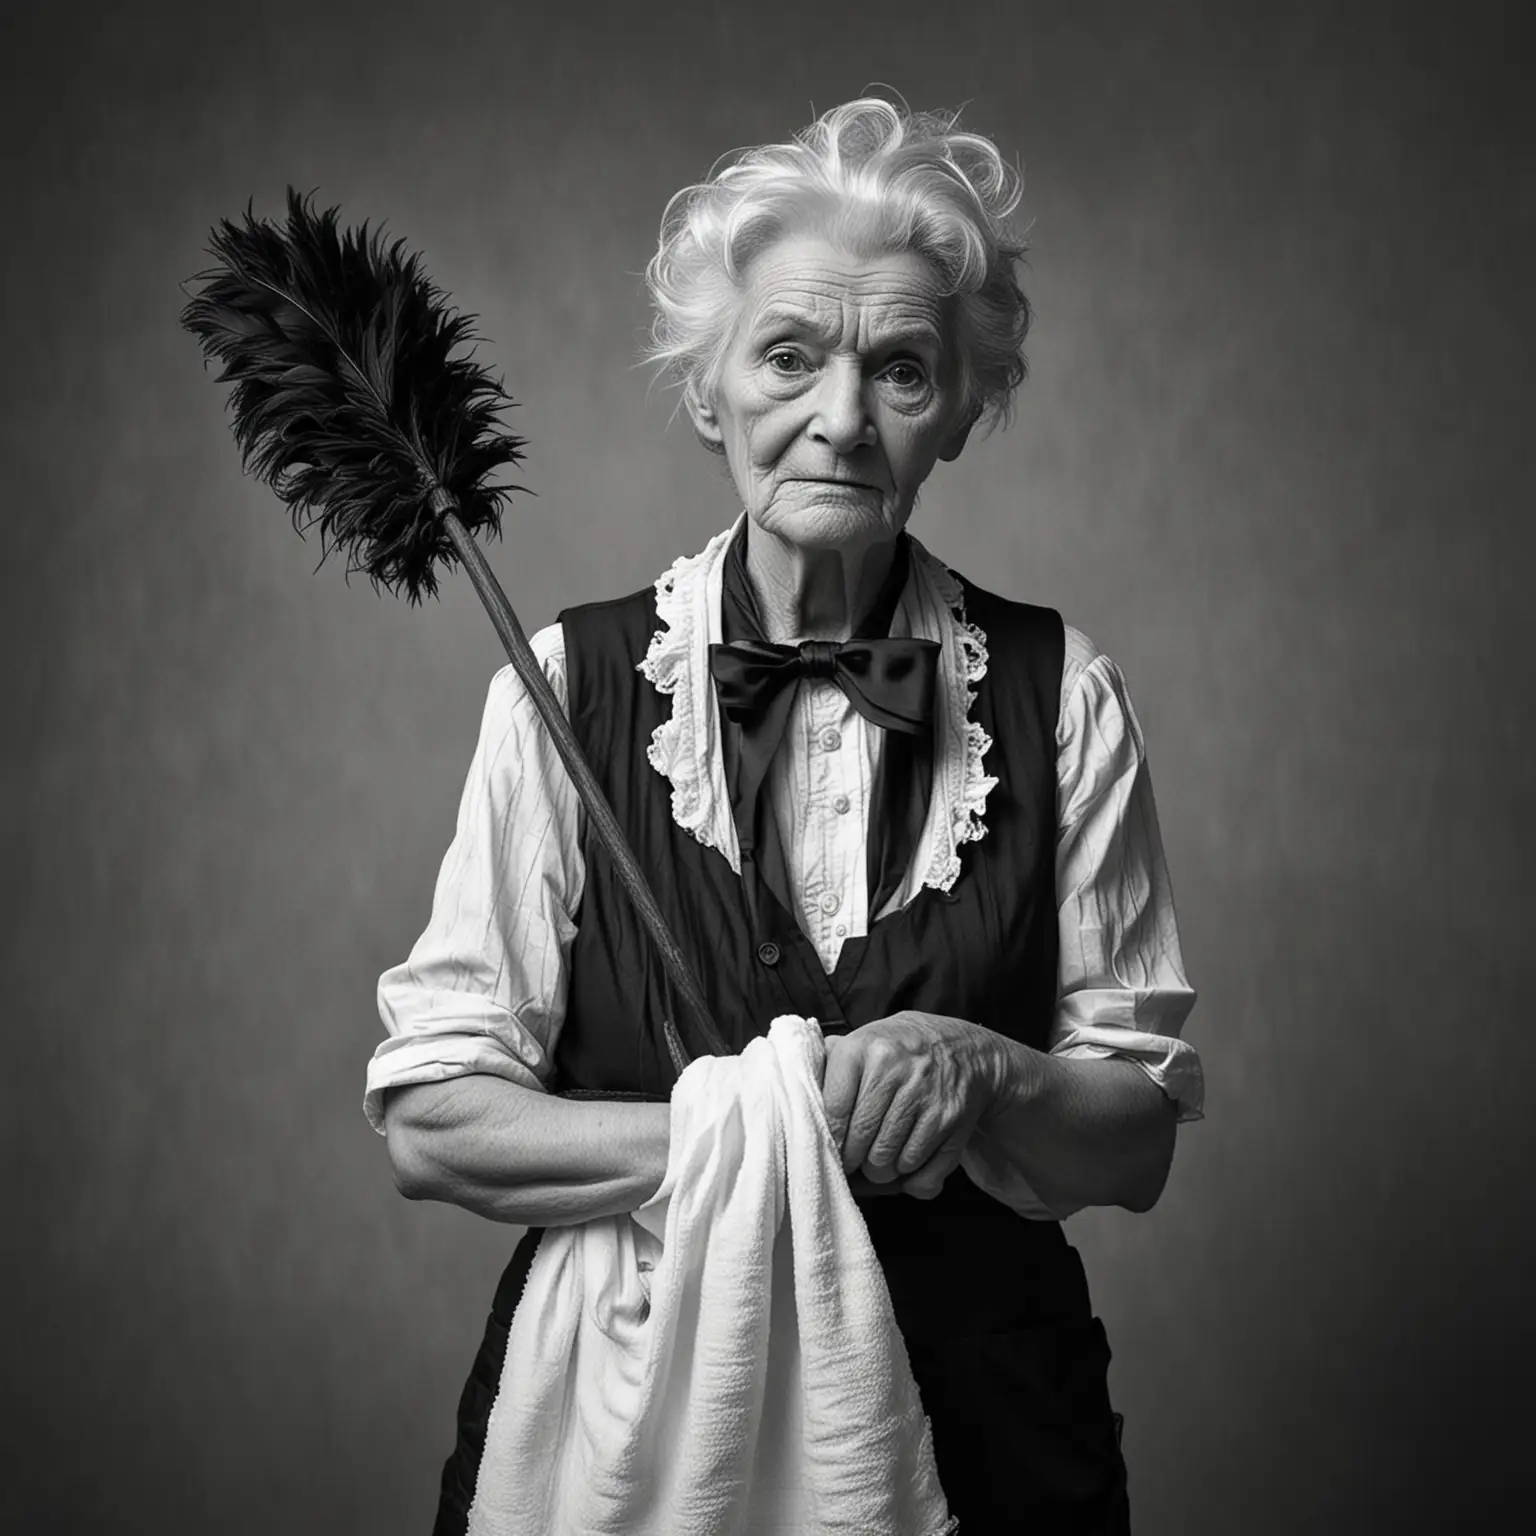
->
3, 1, 1531, 1530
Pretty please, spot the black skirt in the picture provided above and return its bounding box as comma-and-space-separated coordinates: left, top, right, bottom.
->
432, 1186, 1130, 1535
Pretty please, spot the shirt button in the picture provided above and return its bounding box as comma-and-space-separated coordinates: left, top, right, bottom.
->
831, 794, 850, 815
756, 941, 781, 966
834, 923, 847, 938
819, 891, 841, 916
820, 727, 841, 751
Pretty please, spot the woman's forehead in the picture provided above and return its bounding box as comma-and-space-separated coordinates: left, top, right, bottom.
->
738, 236, 951, 349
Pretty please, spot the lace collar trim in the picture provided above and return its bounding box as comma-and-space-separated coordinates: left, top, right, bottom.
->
636, 516, 996, 901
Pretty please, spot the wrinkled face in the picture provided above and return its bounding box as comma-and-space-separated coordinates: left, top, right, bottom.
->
687, 234, 973, 552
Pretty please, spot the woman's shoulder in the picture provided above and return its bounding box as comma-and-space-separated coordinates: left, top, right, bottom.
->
484, 622, 569, 715
482, 587, 660, 703
531, 621, 567, 663
556, 583, 664, 658
946, 566, 1099, 703
1061, 621, 1101, 702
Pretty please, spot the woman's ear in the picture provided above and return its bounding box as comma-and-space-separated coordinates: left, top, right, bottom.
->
683, 383, 724, 448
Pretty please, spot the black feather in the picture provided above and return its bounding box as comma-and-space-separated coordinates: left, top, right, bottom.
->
180, 188, 527, 603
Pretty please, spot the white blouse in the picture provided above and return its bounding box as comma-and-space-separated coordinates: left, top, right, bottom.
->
367, 521, 1203, 1219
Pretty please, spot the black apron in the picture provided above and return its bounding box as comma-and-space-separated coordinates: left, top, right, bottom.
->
432, 568, 1131, 1534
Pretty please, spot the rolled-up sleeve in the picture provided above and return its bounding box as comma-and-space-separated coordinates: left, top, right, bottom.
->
1048, 639, 1203, 1121
363, 625, 584, 1133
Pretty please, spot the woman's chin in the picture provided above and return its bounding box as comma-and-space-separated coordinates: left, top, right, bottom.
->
753, 490, 902, 549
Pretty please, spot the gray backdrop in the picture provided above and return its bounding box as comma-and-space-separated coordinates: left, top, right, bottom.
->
4, 0, 1531, 1531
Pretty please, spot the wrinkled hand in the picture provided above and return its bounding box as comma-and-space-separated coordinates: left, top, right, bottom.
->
819, 1011, 1006, 1201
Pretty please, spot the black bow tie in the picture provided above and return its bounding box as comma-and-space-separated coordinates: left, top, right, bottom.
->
708, 634, 940, 735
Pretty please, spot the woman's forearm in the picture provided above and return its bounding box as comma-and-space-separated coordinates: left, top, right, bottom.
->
381, 1075, 671, 1227
974, 1043, 1179, 1214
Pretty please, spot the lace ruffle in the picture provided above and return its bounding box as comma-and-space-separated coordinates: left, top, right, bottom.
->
636, 521, 995, 894
637, 524, 741, 870
905, 536, 998, 895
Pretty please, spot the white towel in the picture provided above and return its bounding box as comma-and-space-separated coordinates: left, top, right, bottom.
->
466, 1015, 957, 1535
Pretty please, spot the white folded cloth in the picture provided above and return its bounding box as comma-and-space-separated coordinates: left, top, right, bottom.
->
466, 1014, 956, 1535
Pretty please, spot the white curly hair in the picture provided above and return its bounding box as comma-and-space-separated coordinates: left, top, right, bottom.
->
644, 95, 1031, 438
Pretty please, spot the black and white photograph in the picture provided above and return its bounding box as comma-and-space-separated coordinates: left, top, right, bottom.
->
3, 2, 1530, 1532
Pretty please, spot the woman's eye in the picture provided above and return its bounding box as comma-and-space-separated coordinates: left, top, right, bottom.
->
765, 349, 804, 374
882, 361, 927, 389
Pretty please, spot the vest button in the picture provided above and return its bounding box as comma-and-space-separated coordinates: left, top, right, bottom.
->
757, 941, 781, 966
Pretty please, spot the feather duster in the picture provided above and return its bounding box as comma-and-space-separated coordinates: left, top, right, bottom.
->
181, 188, 725, 1071
181, 187, 521, 603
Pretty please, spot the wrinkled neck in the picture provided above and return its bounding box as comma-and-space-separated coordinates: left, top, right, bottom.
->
743, 523, 898, 643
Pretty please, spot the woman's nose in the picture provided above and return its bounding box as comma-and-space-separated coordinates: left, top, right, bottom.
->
808, 361, 876, 452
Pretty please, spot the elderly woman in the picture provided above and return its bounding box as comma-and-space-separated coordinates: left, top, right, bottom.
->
369, 97, 1201, 1534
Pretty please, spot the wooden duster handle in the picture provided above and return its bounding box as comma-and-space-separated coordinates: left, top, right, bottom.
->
437, 499, 729, 1073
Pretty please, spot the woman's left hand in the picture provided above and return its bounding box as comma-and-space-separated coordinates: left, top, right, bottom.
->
819, 1011, 1008, 1200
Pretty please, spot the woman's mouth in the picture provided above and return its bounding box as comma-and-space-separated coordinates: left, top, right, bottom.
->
787, 476, 880, 493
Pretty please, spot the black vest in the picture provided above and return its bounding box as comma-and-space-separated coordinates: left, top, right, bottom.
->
556, 572, 1062, 1083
